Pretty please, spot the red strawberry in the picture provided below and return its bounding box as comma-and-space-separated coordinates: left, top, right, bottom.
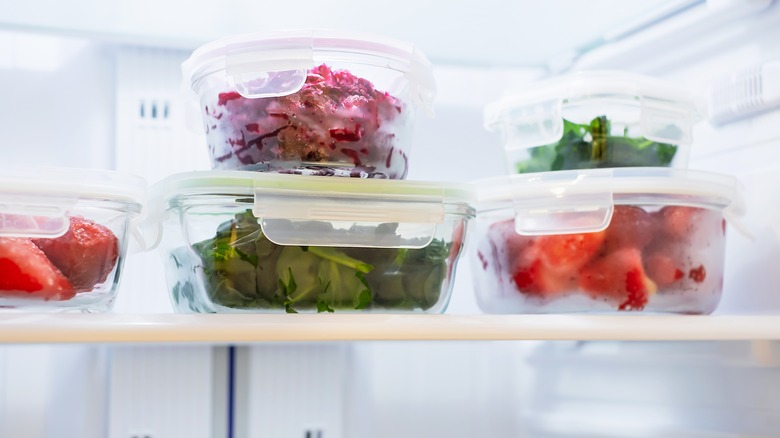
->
644, 252, 685, 289
0, 237, 75, 300
656, 206, 699, 240
579, 247, 657, 311
604, 206, 656, 251
33, 216, 119, 292
537, 231, 606, 273
487, 219, 575, 299
512, 256, 576, 298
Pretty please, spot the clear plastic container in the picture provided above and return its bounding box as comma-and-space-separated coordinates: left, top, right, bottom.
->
484, 71, 702, 174
148, 171, 473, 313
0, 168, 145, 312
471, 168, 744, 314
182, 29, 436, 179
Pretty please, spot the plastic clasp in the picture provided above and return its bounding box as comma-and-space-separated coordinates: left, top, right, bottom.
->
487, 98, 564, 152
640, 98, 695, 147
252, 185, 445, 248
0, 197, 74, 238
225, 35, 314, 99
511, 169, 615, 236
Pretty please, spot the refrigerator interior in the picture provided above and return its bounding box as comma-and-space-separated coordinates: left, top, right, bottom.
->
2, 1, 780, 437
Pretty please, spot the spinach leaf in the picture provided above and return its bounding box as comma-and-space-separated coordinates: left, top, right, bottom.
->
191, 211, 451, 313
515, 115, 678, 173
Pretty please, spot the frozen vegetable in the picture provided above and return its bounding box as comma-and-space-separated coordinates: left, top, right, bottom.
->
179, 210, 453, 312
205, 64, 409, 178
515, 116, 679, 173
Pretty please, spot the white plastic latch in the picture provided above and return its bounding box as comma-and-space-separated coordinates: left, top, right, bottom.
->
252, 186, 444, 248
0, 197, 75, 238
511, 169, 615, 236
225, 35, 314, 99
496, 98, 564, 152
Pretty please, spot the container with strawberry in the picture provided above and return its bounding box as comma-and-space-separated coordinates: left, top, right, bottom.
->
472, 168, 743, 314
0, 167, 145, 312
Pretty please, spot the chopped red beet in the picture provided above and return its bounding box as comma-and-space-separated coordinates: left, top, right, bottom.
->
203, 64, 408, 178
217, 91, 242, 106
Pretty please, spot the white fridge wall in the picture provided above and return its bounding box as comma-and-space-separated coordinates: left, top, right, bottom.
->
0, 345, 109, 438
0, 32, 114, 169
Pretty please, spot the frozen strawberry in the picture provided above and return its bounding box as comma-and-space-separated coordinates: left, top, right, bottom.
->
488, 219, 535, 264
656, 206, 699, 240
689, 265, 707, 283
579, 248, 657, 311
33, 216, 119, 292
512, 257, 576, 299
644, 252, 685, 289
0, 237, 75, 300
537, 231, 606, 273
604, 206, 656, 251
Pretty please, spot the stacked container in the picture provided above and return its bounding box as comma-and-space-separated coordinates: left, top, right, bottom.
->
473, 71, 744, 314
150, 30, 474, 313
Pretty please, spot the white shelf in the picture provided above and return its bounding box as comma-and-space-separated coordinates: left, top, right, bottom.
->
0, 314, 779, 343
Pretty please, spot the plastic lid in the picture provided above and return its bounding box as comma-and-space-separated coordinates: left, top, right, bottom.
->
475, 167, 744, 236
484, 71, 702, 149
182, 29, 436, 113
0, 167, 146, 238
146, 171, 473, 249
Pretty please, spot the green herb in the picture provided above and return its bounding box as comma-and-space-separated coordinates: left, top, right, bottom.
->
515, 115, 679, 173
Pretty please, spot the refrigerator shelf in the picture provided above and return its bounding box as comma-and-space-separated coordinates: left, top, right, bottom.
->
0, 313, 779, 343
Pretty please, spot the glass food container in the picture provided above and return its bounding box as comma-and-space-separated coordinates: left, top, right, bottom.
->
148, 171, 473, 313
471, 167, 743, 314
182, 29, 436, 179
484, 71, 701, 174
0, 167, 145, 312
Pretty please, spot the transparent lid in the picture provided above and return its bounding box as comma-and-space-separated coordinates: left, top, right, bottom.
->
484, 71, 703, 149
0, 167, 146, 238
182, 29, 436, 112
146, 171, 473, 249
475, 167, 744, 236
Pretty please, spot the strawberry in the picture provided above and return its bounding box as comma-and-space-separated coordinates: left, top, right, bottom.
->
644, 252, 685, 289
579, 247, 657, 311
0, 237, 75, 300
604, 206, 656, 251
536, 231, 606, 273
656, 206, 698, 240
512, 256, 576, 298
33, 216, 119, 292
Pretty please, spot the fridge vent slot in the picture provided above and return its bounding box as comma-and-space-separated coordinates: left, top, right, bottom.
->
708, 60, 780, 125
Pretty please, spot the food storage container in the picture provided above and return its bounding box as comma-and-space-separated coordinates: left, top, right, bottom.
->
0, 167, 146, 312
182, 29, 436, 179
471, 167, 743, 314
484, 71, 701, 174
148, 171, 473, 313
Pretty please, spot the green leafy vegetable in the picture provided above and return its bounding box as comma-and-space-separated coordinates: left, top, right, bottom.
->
515, 115, 679, 173
190, 211, 455, 313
